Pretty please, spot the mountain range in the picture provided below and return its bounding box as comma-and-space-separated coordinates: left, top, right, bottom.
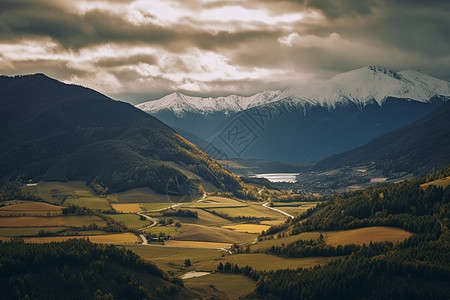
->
0, 74, 244, 196
137, 66, 450, 162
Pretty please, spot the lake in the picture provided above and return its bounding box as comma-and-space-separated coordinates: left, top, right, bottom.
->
253, 173, 300, 183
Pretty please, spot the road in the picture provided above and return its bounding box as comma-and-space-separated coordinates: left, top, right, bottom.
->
262, 202, 294, 219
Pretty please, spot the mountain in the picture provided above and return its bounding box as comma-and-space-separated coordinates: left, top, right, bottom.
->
0, 74, 244, 195
313, 100, 450, 176
136, 90, 282, 116
136, 66, 450, 162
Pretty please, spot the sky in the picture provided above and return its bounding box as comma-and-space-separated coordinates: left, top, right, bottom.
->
0, 0, 449, 104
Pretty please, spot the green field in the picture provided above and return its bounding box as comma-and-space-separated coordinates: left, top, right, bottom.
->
107, 187, 176, 203
251, 232, 322, 251
22, 181, 112, 211
0, 227, 68, 236
184, 273, 256, 299
142, 226, 177, 236
108, 214, 150, 230
141, 203, 174, 211
206, 206, 279, 219
195, 253, 336, 271
65, 197, 112, 211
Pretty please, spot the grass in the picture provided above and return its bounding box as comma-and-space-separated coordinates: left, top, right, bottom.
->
164, 240, 232, 249
421, 176, 450, 189
0, 215, 107, 227
206, 206, 278, 219
324, 226, 413, 246
222, 224, 271, 234
173, 209, 232, 226
271, 201, 319, 207
251, 232, 322, 251
111, 203, 142, 213
173, 223, 256, 244
2, 233, 140, 244
107, 187, 175, 203
65, 197, 112, 211
184, 273, 255, 299
195, 253, 337, 271
108, 214, 150, 230
141, 203, 174, 211
0, 202, 63, 216
22, 181, 112, 211
0, 227, 68, 236
143, 226, 177, 236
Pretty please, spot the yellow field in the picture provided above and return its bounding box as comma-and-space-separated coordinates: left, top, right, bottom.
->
164, 240, 232, 249
421, 176, 450, 189
111, 203, 142, 213
0, 201, 63, 216
324, 226, 413, 246
0, 233, 139, 244
174, 223, 255, 244
251, 232, 321, 251
222, 224, 271, 234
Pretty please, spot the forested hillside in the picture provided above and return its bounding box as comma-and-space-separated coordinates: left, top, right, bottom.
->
0, 74, 244, 196
255, 166, 450, 299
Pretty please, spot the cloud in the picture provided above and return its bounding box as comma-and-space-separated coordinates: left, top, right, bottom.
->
0, 0, 449, 102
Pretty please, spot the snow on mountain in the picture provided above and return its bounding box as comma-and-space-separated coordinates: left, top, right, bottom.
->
136, 66, 450, 115
136, 90, 281, 116
271, 66, 450, 108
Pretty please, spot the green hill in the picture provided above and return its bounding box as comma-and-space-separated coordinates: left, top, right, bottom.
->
0, 74, 243, 196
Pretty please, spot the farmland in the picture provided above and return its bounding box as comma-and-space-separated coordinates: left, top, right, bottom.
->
324, 226, 413, 246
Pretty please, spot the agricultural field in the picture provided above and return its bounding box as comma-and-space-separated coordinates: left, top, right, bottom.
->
222, 224, 271, 234
0, 233, 139, 244
206, 206, 281, 219
251, 232, 321, 251
324, 226, 413, 246
22, 181, 112, 211
194, 253, 337, 271
107, 187, 176, 203
184, 273, 256, 300
111, 203, 142, 213
142, 226, 176, 236
0, 227, 68, 236
141, 202, 173, 211
0, 201, 63, 216
0, 215, 106, 227
108, 213, 150, 230
173, 223, 255, 244
164, 240, 232, 249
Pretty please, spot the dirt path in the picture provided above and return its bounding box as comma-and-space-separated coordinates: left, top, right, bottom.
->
262, 202, 294, 219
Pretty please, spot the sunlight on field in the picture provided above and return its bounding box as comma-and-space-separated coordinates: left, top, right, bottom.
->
325, 226, 413, 246
111, 203, 142, 213
174, 223, 255, 244
141, 203, 173, 211
251, 232, 322, 251
0, 227, 68, 236
0, 201, 63, 216
143, 226, 177, 236
108, 214, 149, 230
65, 197, 112, 211
184, 273, 255, 299
0, 215, 106, 227
164, 240, 232, 249
0, 233, 140, 244
421, 176, 450, 189
195, 253, 337, 271
222, 224, 271, 234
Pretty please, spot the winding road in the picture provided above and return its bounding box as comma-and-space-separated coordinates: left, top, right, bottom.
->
262, 202, 294, 219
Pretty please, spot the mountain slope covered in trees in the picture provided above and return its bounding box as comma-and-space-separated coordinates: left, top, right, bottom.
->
313, 101, 450, 176
0, 74, 243, 196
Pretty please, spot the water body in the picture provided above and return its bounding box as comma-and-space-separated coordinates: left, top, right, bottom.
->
253, 173, 300, 183
181, 271, 211, 280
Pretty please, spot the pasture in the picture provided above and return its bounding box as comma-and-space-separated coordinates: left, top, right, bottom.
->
324, 226, 413, 246
0, 215, 106, 227
108, 213, 150, 230
222, 224, 271, 234
173, 223, 255, 244
421, 176, 450, 189
2, 233, 139, 244
111, 203, 142, 213
0, 201, 63, 216
184, 273, 255, 299
164, 240, 232, 249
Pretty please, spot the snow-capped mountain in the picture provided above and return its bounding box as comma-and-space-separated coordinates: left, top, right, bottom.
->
271, 66, 450, 108
136, 90, 281, 116
136, 66, 449, 162
137, 66, 450, 116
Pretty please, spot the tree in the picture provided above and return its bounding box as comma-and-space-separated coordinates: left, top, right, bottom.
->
218, 262, 224, 271
184, 259, 191, 267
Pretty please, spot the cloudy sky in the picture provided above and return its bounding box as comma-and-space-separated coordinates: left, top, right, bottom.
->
1, 0, 449, 103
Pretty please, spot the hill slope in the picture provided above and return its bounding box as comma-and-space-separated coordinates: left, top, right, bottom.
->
0, 74, 243, 195
313, 101, 450, 176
